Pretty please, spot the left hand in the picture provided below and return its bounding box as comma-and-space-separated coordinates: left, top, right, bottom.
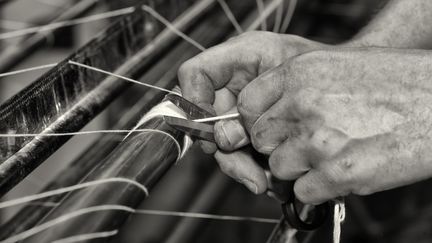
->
215, 47, 432, 204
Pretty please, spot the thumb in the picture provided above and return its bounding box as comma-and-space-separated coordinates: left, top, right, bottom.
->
214, 106, 250, 151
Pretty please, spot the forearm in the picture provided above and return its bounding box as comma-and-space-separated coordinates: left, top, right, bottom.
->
347, 0, 432, 48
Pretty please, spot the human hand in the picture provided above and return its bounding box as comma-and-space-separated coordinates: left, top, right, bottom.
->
216, 47, 432, 204
178, 31, 324, 154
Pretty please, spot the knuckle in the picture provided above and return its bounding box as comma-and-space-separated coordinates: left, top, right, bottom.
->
250, 119, 274, 154
292, 88, 320, 114
322, 158, 359, 196
178, 59, 195, 78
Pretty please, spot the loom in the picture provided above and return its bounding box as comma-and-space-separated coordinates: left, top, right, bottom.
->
3, 1, 430, 243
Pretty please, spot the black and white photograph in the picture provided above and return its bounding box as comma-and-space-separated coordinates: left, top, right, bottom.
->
0, 0, 430, 242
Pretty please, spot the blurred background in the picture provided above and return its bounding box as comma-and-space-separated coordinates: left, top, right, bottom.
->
2, 0, 432, 243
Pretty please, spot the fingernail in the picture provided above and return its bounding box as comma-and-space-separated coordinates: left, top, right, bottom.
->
216, 120, 249, 149
239, 178, 258, 194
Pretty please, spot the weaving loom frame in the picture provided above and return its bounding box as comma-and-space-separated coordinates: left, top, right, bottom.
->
0, 0, 262, 241
0, 0, 408, 241
0, 0, 200, 196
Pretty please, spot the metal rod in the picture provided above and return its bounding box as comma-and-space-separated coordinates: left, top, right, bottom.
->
22, 116, 184, 242
0, 0, 215, 196
0, 0, 255, 237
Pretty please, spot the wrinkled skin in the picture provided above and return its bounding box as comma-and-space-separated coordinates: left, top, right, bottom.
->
177, 0, 432, 206
178, 32, 325, 193
180, 37, 432, 204
219, 48, 432, 204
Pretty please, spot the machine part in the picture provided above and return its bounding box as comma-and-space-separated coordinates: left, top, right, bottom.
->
0, 0, 214, 196
23, 115, 184, 242
0, 0, 256, 238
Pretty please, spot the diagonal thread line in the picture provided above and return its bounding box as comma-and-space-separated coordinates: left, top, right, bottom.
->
0, 178, 149, 210
50, 230, 119, 243
141, 5, 206, 51
217, 0, 243, 34
0, 63, 58, 78
280, 0, 298, 33
0, 205, 279, 243
68, 60, 179, 94
0, 6, 136, 40
256, 0, 267, 31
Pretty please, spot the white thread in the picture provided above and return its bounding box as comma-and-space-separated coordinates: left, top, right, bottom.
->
0, 204, 279, 243
0, 6, 135, 40
68, 60, 179, 95
51, 230, 118, 243
0, 4, 290, 241
0, 114, 240, 137
141, 5, 206, 51
0, 128, 183, 160
193, 113, 240, 123
133, 208, 280, 223
126, 101, 192, 159
279, 0, 297, 33
248, 0, 283, 31
0, 205, 134, 243
333, 199, 346, 243
0, 129, 165, 137
0, 63, 58, 78
0, 19, 32, 30
0, 178, 148, 210
272, 0, 284, 33
217, 0, 243, 34
256, 0, 267, 31
1, 5, 206, 80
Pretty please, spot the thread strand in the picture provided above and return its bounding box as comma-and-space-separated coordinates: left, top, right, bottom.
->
68, 60, 178, 94
333, 199, 346, 243
193, 113, 240, 123
279, 0, 297, 33
141, 5, 206, 51
0, 205, 278, 243
256, 0, 267, 31
0, 178, 148, 210
0, 7, 136, 40
51, 230, 118, 243
0, 128, 169, 137
0, 63, 58, 78
217, 0, 243, 34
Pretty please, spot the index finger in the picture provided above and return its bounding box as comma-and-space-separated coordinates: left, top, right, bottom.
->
178, 37, 262, 111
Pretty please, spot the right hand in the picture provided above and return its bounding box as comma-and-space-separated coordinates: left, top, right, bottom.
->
178, 31, 324, 193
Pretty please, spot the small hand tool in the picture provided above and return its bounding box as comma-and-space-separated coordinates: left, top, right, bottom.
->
163, 94, 330, 231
